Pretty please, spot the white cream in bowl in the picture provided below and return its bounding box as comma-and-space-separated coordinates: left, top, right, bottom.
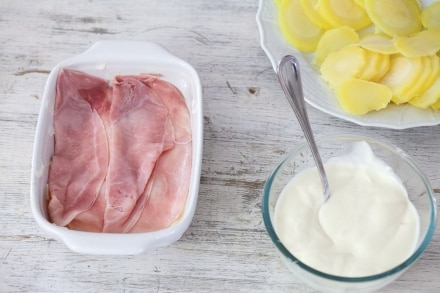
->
274, 142, 419, 277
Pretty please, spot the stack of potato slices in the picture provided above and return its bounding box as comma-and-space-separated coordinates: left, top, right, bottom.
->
277, 0, 440, 115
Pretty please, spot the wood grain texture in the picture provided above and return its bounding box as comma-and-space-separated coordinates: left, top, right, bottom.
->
1, 0, 440, 292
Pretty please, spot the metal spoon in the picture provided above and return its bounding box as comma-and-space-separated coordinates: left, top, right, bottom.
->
277, 55, 330, 203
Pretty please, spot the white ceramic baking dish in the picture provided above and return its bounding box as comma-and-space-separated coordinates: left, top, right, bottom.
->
30, 40, 203, 255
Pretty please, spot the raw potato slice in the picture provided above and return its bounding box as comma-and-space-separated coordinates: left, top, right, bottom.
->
411, 77, 440, 109
320, 45, 366, 88
422, 54, 440, 93
395, 29, 440, 57
416, 55, 440, 94
316, 0, 372, 30
274, 0, 286, 6
364, 0, 422, 37
372, 53, 391, 82
278, 0, 324, 52
358, 33, 398, 54
402, 56, 436, 100
410, 55, 440, 108
421, 1, 440, 29
300, 0, 332, 29
379, 54, 424, 104
354, 0, 365, 9
313, 26, 359, 65
335, 78, 392, 115
431, 88, 440, 110
357, 50, 383, 81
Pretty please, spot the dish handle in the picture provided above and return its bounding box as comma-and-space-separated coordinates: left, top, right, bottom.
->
67, 40, 180, 63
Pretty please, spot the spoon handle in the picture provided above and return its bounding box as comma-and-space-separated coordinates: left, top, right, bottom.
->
277, 55, 330, 202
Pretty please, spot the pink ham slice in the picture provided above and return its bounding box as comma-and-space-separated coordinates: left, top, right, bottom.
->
101, 75, 175, 233
49, 71, 191, 233
69, 75, 176, 232
129, 76, 192, 232
48, 69, 111, 227
68, 187, 107, 232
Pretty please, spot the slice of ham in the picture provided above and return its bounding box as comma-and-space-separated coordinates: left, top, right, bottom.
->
68, 187, 106, 232
48, 69, 111, 227
129, 76, 192, 232
101, 75, 175, 233
69, 75, 176, 233
49, 71, 192, 233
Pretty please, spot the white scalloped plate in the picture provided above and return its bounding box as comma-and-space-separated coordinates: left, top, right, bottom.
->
256, 0, 440, 129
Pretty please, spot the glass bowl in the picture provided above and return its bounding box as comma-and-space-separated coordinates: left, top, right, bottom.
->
262, 134, 436, 292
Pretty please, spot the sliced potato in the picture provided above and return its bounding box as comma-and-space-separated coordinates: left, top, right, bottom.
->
415, 55, 440, 95
409, 55, 440, 108
402, 56, 436, 100
431, 89, 440, 111
411, 78, 440, 109
274, 0, 287, 7
276, 0, 440, 115
357, 50, 383, 81
278, 0, 324, 52
354, 0, 365, 9
364, 0, 422, 36
358, 33, 398, 54
335, 78, 392, 115
317, 0, 372, 30
379, 54, 424, 104
395, 29, 440, 57
372, 53, 391, 82
300, 0, 333, 29
421, 1, 440, 29
313, 26, 359, 65
320, 45, 366, 88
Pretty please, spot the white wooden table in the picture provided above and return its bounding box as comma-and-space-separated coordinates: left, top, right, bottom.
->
1, 0, 439, 292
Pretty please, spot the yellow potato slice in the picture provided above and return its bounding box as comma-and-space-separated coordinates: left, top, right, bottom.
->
421, 1, 440, 29
372, 53, 391, 82
278, 0, 324, 52
409, 55, 440, 108
379, 54, 424, 104
274, 0, 287, 6
411, 78, 440, 109
415, 55, 440, 95
335, 78, 392, 115
320, 45, 366, 88
364, 0, 422, 37
316, 0, 372, 30
423, 54, 440, 93
357, 50, 383, 81
358, 33, 398, 54
313, 26, 359, 65
300, 0, 332, 29
431, 89, 440, 111
402, 56, 436, 100
354, 0, 365, 9
395, 29, 440, 57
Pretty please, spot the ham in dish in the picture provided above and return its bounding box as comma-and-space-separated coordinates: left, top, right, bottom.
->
48, 69, 192, 233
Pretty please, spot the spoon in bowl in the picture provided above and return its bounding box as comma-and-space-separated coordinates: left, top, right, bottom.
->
277, 55, 330, 203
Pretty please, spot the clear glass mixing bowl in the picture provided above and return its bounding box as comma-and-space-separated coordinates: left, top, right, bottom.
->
262, 134, 436, 292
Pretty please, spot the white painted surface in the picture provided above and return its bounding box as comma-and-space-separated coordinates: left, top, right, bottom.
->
1, 0, 439, 292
